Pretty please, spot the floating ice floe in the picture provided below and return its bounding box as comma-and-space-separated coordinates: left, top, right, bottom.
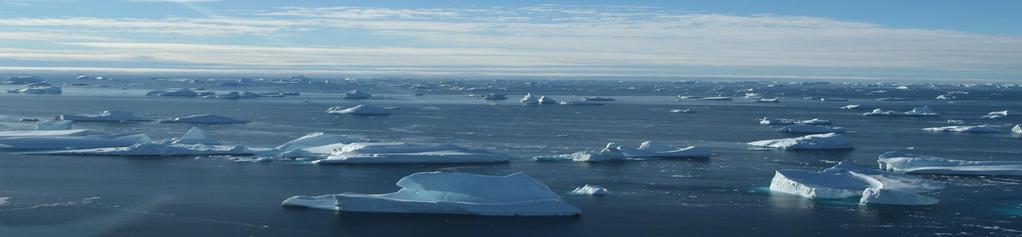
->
268, 132, 361, 159
670, 109, 693, 113
1014, 124, 1022, 134
326, 105, 391, 116
8, 85, 62, 94
538, 96, 558, 105
582, 96, 615, 102
342, 90, 372, 100
0, 129, 88, 138
26, 127, 253, 156
840, 104, 861, 110
313, 142, 510, 165
748, 133, 853, 150
770, 162, 942, 205
4, 76, 44, 84
863, 106, 939, 117
533, 143, 624, 162
58, 110, 150, 122
158, 114, 249, 124
520, 93, 539, 104
282, 171, 581, 216
878, 151, 1022, 176
760, 117, 796, 125
0, 133, 150, 150
757, 98, 780, 103
35, 120, 73, 131
559, 100, 603, 106
701, 96, 732, 101
617, 141, 712, 159
777, 124, 846, 134
987, 110, 1020, 117
946, 120, 966, 124
799, 118, 832, 125
146, 88, 198, 97
922, 125, 1001, 133
819, 98, 848, 101
570, 185, 608, 196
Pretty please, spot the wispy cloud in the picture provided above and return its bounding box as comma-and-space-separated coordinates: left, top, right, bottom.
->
0, 4, 1019, 80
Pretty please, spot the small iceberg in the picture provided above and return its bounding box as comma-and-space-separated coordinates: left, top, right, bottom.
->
799, 118, 832, 125
757, 98, 780, 103
146, 88, 198, 97
269, 132, 361, 159
159, 114, 249, 124
1014, 124, 1021, 134
538, 96, 558, 105
748, 133, 853, 150
281, 171, 581, 216
840, 104, 861, 110
820, 98, 848, 101
988, 110, 1021, 117
313, 142, 510, 165
581, 96, 615, 102
58, 110, 150, 122
878, 151, 1022, 176
9, 85, 62, 94
533, 143, 624, 162
559, 100, 603, 106
760, 117, 796, 125
27, 127, 253, 157
326, 105, 391, 116
863, 106, 939, 117
617, 141, 712, 159
342, 90, 372, 100
570, 185, 608, 196
777, 124, 846, 134
520, 93, 539, 105
670, 109, 693, 113
701, 96, 732, 101
922, 125, 1002, 133
770, 162, 942, 205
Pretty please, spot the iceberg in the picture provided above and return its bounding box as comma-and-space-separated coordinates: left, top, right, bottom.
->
9, 85, 62, 94
27, 127, 252, 157
0, 129, 89, 138
158, 114, 249, 124
1014, 124, 1022, 135
877, 151, 1022, 176
701, 96, 733, 101
482, 93, 507, 100
569, 185, 608, 196
270, 132, 361, 159
0, 133, 150, 150
147, 88, 198, 97
922, 125, 1001, 133
281, 172, 581, 216
777, 124, 846, 134
770, 163, 942, 205
748, 133, 853, 150
326, 105, 391, 116
538, 96, 558, 105
798, 118, 832, 125
35, 120, 73, 130
58, 110, 150, 122
617, 141, 712, 159
314, 142, 510, 165
520, 93, 539, 104
988, 110, 1021, 117
581, 96, 615, 102
342, 90, 372, 100
757, 98, 780, 103
840, 104, 861, 110
559, 100, 603, 106
760, 117, 796, 125
670, 109, 693, 113
863, 106, 939, 117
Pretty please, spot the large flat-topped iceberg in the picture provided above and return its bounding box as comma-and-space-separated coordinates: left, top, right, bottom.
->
0, 129, 89, 137
58, 110, 150, 122
777, 124, 846, 134
878, 151, 1022, 176
922, 125, 1002, 133
0, 134, 150, 150
327, 105, 391, 116
748, 133, 853, 150
282, 172, 581, 216
27, 127, 252, 157
159, 114, 249, 124
770, 163, 943, 205
314, 142, 510, 165
863, 106, 939, 117
617, 141, 712, 159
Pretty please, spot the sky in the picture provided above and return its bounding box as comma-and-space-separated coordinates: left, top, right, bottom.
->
0, 0, 1020, 81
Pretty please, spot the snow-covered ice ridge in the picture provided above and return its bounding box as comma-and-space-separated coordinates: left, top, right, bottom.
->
283, 172, 581, 216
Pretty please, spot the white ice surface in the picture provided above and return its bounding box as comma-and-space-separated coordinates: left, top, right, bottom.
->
58, 110, 150, 122
314, 142, 510, 164
159, 114, 249, 124
878, 151, 1022, 176
326, 105, 391, 115
748, 133, 853, 150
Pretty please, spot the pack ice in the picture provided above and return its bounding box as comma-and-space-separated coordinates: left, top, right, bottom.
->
282, 172, 582, 216
878, 151, 1022, 176
748, 133, 853, 150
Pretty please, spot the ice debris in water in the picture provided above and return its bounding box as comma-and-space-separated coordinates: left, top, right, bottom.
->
282, 171, 581, 216
748, 133, 853, 150
569, 185, 608, 196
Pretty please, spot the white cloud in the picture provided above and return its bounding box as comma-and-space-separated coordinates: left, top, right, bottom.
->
0, 4, 1019, 79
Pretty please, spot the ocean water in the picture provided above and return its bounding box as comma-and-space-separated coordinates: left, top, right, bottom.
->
1, 79, 1021, 236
